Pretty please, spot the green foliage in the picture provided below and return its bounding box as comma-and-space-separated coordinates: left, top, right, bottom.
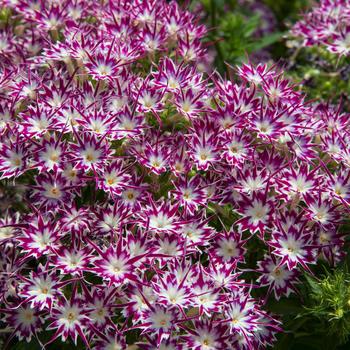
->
195, 0, 312, 71
198, 0, 284, 70
262, 0, 310, 23
267, 269, 350, 350
285, 46, 350, 109
216, 12, 284, 64
303, 270, 350, 346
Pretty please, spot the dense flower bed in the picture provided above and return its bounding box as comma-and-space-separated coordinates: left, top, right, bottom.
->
0, 0, 350, 349
292, 0, 350, 57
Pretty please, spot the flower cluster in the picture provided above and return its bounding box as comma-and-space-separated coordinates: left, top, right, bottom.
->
0, 0, 349, 349
292, 0, 350, 57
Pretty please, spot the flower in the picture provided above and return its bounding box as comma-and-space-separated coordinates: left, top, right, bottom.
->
235, 192, 274, 235
47, 296, 90, 346
292, 0, 350, 58
268, 213, 316, 270
92, 239, 146, 286
257, 255, 299, 300
19, 264, 63, 310
0, 0, 349, 348
140, 305, 179, 346
18, 214, 61, 258
2, 303, 44, 343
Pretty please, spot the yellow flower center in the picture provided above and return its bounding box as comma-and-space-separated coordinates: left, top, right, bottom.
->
51, 187, 60, 196
24, 311, 33, 321
67, 312, 76, 321
127, 192, 134, 200
14, 158, 21, 166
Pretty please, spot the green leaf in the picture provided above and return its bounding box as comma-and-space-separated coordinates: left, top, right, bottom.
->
248, 31, 285, 51
304, 273, 322, 296
267, 297, 304, 316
